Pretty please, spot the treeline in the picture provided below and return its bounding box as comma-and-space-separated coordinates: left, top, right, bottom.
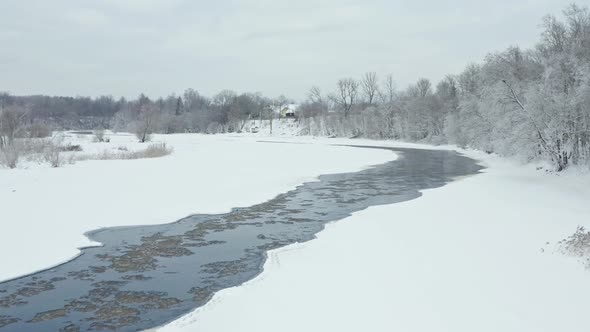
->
110, 90, 291, 138
0, 89, 292, 167
0, 90, 290, 135
297, 4, 590, 170
0, 93, 120, 130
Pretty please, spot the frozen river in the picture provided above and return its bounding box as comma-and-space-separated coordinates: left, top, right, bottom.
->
0, 145, 482, 331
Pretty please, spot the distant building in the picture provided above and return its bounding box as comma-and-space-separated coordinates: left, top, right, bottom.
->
266, 103, 298, 119
279, 104, 297, 118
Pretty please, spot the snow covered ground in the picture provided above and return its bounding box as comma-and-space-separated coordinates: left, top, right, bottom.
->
157, 138, 590, 332
0, 133, 394, 282
245, 118, 303, 136
4, 130, 590, 332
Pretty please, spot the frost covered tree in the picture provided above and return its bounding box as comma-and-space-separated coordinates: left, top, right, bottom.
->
0, 105, 28, 168
296, 4, 590, 170
134, 104, 160, 143
0, 105, 27, 148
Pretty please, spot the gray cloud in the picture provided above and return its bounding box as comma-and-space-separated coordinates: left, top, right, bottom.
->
0, 0, 575, 100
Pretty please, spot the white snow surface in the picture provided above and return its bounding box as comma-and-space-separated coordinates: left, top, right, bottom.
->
157, 138, 590, 332
0, 133, 394, 282
246, 118, 303, 136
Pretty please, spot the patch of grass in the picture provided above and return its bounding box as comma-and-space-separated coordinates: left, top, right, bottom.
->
1, 138, 78, 168
77, 143, 173, 161
59, 144, 82, 152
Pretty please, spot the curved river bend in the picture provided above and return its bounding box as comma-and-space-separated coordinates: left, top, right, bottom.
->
0, 146, 483, 331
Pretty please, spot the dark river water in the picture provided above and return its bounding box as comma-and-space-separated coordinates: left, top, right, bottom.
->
0, 145, 483, 332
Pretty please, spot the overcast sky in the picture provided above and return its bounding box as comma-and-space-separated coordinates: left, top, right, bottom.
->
0, 0, 577, 101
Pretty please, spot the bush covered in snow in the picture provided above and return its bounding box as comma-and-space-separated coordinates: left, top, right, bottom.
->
559, 226, 590, 268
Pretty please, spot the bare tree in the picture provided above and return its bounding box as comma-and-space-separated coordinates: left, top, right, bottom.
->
331, 78, 359, 118
540, 15, 568, 54
379, 74, 397, 104
213, 89, 237, 129
175, 96, 184, 116
436, 75, 458, 100
377, 74, 402, 138
308, 86, 324, 104
135, 105, 160, 143
0, 105, 27, 149
306, 86, 329, 116
458, 64, 481, 96
361, 72, 379, 105
0, 105, 28, 168
94, 129, 106, 142
415, 78, 433, 97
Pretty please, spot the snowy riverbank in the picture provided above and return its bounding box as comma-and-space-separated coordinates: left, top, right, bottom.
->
157, 138, 590, 332
0, 134, 394, 282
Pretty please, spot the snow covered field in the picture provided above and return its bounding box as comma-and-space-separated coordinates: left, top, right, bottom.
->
3, 132, 590, 332
158, 139, 590, 332
0, 133, 394, 282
